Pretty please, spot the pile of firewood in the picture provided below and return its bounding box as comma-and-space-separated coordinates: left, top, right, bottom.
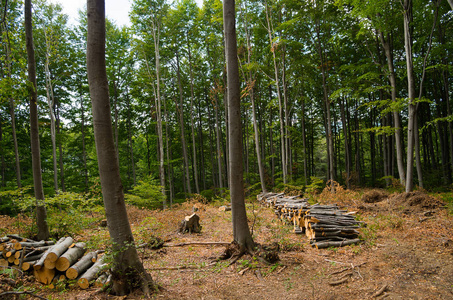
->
257, 192, 364, 248
304, 204, 362, 249
0, 235, 109, 289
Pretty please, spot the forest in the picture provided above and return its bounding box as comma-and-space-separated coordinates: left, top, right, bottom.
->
0, 0, 453, 298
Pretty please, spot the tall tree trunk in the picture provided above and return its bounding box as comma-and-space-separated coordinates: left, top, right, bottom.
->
43, 34, 59, 193
214, 93, 224, 191
126, 92, 136, 186
187, 39, 200, 194
80, 89, 88, 193
151, 19, 166, 205
86, 0, 153, 295
340, 98, 351, 189
265, 1, 287, 184
301, 96, 308, 187
379, 31, 406, 185
175, 50, 191, 194
56, 103, 65, 192
25, 0, 49, 241
163, 92, 174, 205
3, 22, 21, 188
403, 0, 416, 192
224, 0, 255, 251
315, 20, 335, 191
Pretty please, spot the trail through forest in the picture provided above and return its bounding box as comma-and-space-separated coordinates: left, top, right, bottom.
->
1, 189, 452, 299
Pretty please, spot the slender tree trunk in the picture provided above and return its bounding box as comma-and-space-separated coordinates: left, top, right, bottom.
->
86, 1, 153, 295
151, 20, 166, 205
187, 39, 200, 194
80, 89, 88, 193
301, 96, 308, 187
56, 104, 65, 192
379, 31, 406, 185
214, 93, 224, 191
315, 20, 334, 191
163, 97, 174, 205
175, 50, 191, 194
126, 92, 136, 186
403, 0, 416, 192
25, 0, 49, 241
265, 1, 286, 184
43, 34, 59, 193
224, 0, 255, 251
3, 23, 21, 188
340, 98, 351, 189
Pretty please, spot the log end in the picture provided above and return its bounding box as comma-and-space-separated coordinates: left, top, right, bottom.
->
78, 278, 90, 289
56, 257, 70, 272
66, 268, 78, 280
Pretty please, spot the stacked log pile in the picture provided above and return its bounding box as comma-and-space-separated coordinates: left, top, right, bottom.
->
257, 193, 364, 248
0, 235, 109, 289
304, 204, 362, 249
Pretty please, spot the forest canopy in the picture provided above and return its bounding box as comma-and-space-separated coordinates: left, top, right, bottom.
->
0, 0, 452, 211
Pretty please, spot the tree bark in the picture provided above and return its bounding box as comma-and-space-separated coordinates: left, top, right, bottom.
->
24, 0, 49, 241
87, 0, 153, 295
224, 0, 255, 251
402, 0, 416, 192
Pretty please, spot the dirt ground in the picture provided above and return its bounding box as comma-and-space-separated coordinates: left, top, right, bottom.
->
1, 190, 453, 299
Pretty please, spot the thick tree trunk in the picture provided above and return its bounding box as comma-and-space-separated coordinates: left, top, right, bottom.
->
87, 0, 153, 295
25, 0, 49, 241
224, 0, 255, 251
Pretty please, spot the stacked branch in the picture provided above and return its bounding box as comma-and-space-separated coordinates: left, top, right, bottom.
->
258, 193, 364, 248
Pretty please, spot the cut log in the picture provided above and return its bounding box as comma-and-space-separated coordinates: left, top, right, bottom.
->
14, 240, 55, 251
21, 260, 36, 271
44, 237, 74, 269
34, 237, 65, 271
178, 213, 202, 233
0, 258, 8, 267
33, 267, 56, 284
94, 272, 108, 288
218, 205, 231, 212
66, 251, 97, 280
56, 242, 86, 272
77, 257, 107, 289
313, 238, 361, 249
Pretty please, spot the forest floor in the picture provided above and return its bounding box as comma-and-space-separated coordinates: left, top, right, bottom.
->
1, 188, 453, 299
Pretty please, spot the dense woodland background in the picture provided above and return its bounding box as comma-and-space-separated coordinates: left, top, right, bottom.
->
1, 0, 453, 211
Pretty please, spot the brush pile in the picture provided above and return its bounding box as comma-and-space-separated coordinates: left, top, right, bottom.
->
0, 235, 110, 289
257, 193, 364, 248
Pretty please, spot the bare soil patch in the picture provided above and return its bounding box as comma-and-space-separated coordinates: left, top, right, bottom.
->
1, 192, 453, 300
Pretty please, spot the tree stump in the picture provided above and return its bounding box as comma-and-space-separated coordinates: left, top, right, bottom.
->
179, 213, 201, 234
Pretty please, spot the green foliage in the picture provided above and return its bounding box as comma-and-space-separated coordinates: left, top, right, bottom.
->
305, 177, 324, 194
0, 186, 33, 215
124, 176, 165, 210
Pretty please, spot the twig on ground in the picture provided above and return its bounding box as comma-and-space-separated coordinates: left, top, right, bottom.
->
164, 242, 230, 247
372, 283, 388, 298
328, 261, 366, 276
0, 291, 48, 300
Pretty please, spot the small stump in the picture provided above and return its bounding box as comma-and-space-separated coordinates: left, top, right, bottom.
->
179, 213, 202, 234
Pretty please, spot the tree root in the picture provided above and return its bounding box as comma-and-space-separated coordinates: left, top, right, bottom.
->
218, 241, 280, 265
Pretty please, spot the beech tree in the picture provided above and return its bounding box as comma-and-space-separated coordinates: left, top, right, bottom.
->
25, 0, 50, 240
224, 0, 255, 251
86, 0, 153, 295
